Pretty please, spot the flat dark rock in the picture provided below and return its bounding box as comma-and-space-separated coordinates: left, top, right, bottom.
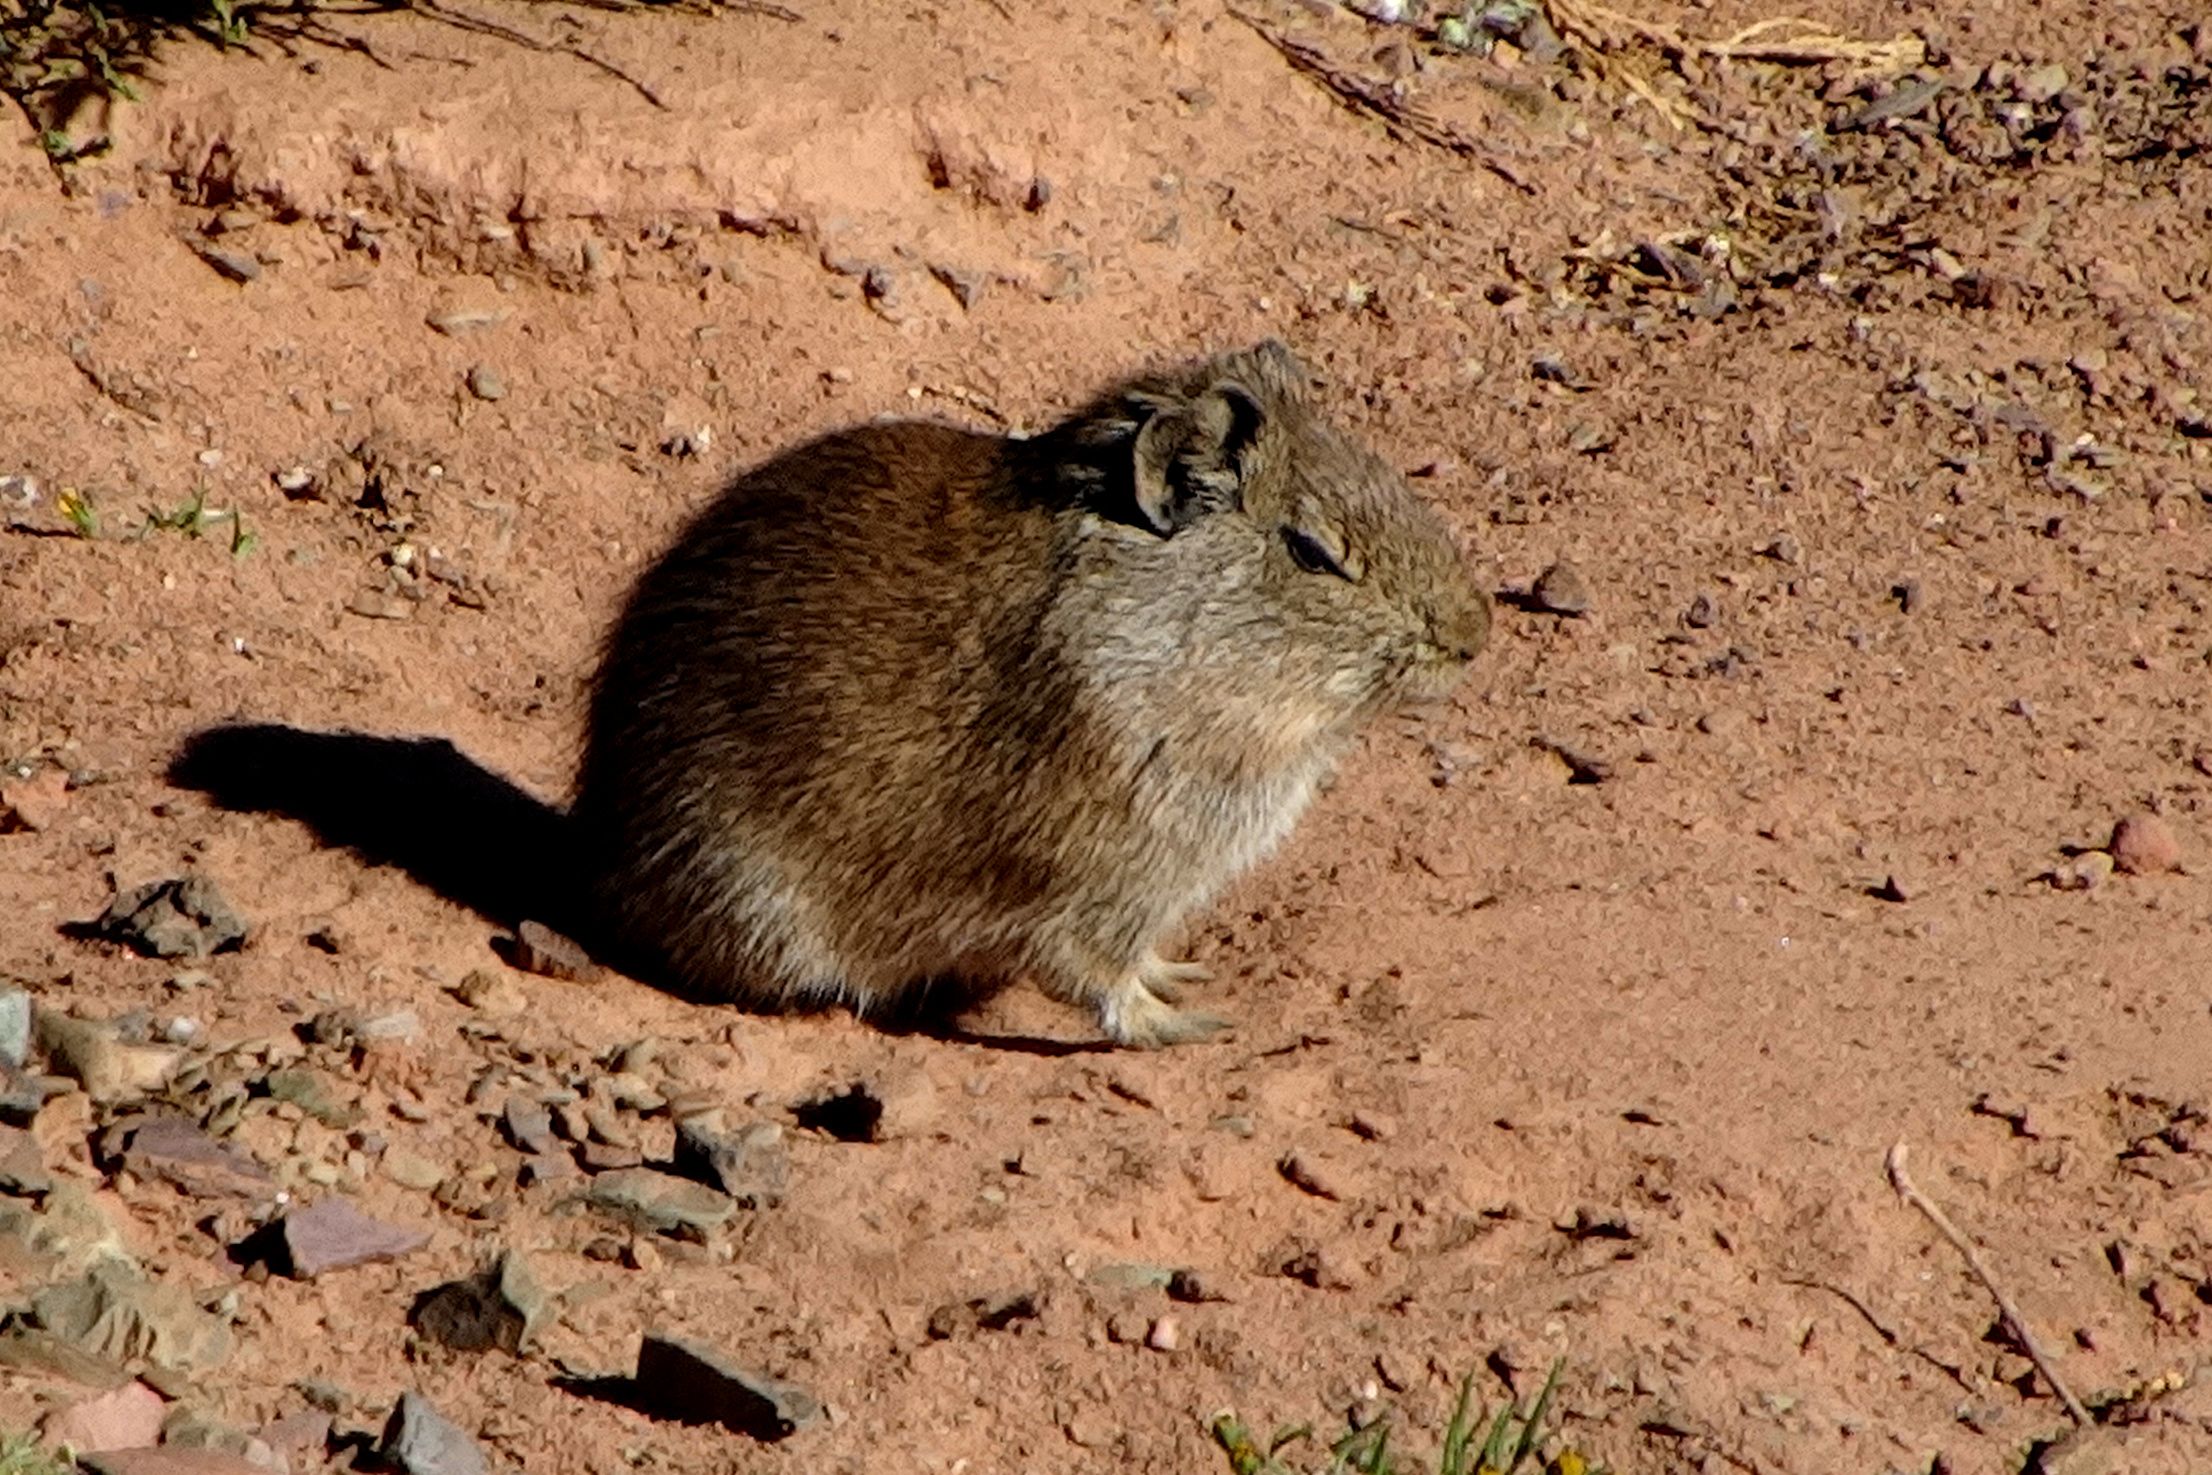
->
507, 920, 605, 983
121, 1115, 273, 1199
633, 1331, 822, 1441
280, 1197, 430, 1278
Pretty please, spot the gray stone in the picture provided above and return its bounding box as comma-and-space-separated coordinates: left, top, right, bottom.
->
191, 243, 262, 284
35, 1012, 182, 1104
263, 1067, 360, 1129
90, 877, 248, 959
673, 1116, 788, 1210
0, 1179, 131, 1279
634, 1331, 822, 1440
502, 1096, 556, 1156
1529, 559, 1590, 617
31, 1261, 233, 1374
308, 1006, 421, 1047
380, 1391, 488, 1475
0, 987, 29, 1066
1085, 1261, 1175, 1291
577, 1140, 642, 1172
383, 1151, 447, 1191
2017, 63, 2070, 104
587, 1168, 733, 1234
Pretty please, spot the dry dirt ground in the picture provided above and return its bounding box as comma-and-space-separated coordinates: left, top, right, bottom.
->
2, 0, 2211, 1471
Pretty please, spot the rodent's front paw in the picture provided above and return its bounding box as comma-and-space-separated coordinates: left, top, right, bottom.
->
1100, 980, 1229, 1049
1138, 955, 1214, 1006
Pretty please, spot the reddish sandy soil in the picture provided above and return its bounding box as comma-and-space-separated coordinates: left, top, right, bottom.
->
3, 1, 2212, 1471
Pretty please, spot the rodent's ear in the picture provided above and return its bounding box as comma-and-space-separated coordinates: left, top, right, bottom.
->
1243, 339, 1313, 396
1130, 380, 1267, 537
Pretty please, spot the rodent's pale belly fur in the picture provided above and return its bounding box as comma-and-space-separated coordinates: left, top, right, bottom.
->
676, 728, 1330, 1009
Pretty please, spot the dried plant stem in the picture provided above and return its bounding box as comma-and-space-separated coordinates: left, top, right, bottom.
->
1233, 11, 1533, 193
1548, 0, 1923, 70
1884, 1143, 2090, 1428
1543, 0, 1923, 129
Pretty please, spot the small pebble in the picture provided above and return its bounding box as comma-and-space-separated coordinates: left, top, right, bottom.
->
2109, 813, 2181, 875
2050, 852, 2114, 892
2017, 63, 2069, 104
507, 920, 604, 983
345, 591, 415, 622
1347, 1111, 1395, 1142
1276, 1151, 1342, 1201
383, 1152, 446, 1191
1529, 560, 1591, 617
456, 968, 527, 1015
1145, 1315, 1180, 1352
465, 365, 507, 402
192, 243, 261, 283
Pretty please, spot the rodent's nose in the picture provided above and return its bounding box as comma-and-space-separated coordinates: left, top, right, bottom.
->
1436, 590, 1491, 664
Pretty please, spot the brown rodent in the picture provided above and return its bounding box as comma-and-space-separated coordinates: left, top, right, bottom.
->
574, 340, 1488, 1047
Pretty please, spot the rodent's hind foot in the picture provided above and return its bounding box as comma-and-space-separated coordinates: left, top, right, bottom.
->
1098, 977, 1228, 1049
1136, 954, 1214, 1005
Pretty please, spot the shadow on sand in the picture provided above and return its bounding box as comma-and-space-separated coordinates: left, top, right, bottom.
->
165, 721, 1114, 1056
166, 722, 582, 931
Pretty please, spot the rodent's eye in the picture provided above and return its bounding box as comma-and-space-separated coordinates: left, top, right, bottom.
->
1282, 525, 1353, 581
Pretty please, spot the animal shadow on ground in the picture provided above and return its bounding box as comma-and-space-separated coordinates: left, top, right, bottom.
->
167, 723, 584, 934
165, 722, 1118, 1056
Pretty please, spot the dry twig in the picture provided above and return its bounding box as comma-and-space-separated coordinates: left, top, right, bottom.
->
412, 0, 670, 108
1232, 12, 1533, 194
1884, 1142, 2091, 1428
1543, 0, 1923, 129
1548, 1, 1921, 70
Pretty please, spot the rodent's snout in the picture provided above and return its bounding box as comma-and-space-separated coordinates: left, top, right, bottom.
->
1432, 586, 1491, 666
1400, 585, 1488, 705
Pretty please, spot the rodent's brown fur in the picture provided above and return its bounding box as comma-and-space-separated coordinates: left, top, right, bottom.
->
575, 341, 1488, 1046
